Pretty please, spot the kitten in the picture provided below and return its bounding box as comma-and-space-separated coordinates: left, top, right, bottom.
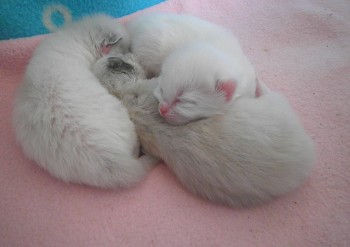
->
121, 82, 315, 207
91, 52, 146, 97
154, 43, 252, 125
127, 13, 257, 125
92, 57, 314, 208
13, 15, 157, 188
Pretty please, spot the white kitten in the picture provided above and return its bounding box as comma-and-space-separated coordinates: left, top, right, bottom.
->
119, 81, 315, 208
127, 13, 257, 125
91, 52, 146, 95
153, 43, 248, 125
13, 15, 157, 188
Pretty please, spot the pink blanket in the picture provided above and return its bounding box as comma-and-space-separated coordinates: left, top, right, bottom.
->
1, 0, 349, 246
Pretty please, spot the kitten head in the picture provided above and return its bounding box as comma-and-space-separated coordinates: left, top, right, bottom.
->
67, 14, 131, 58
91, 52, 146, 94
154, 43, 237, 125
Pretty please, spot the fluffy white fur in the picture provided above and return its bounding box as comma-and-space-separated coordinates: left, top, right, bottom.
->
119, 81, 315, 208
153, 43, 250, 124
92, 57, 314, 208
127, 13, 257, 125
91, 52, 146, 95
13, 15, 157, 188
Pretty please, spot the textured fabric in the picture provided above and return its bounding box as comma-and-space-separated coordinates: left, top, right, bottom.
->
0, 0, 165, 40
1, 0, 350, 246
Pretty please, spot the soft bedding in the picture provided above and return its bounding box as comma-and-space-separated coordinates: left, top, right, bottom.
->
0, 0, 349, 246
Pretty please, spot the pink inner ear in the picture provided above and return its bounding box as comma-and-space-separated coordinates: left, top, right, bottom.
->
216, 80, 236, 102
101, 45, 112, 55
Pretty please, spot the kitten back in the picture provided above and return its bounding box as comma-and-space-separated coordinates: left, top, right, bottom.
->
123, 85, 315, 207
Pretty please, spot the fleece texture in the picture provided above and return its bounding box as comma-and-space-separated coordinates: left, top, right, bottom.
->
0, 0, 349, 246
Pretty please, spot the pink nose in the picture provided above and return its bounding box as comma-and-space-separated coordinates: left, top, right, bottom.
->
159, 103, 169, 116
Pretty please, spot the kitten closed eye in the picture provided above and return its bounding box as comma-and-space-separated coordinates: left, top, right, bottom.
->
179, 98, 197, 105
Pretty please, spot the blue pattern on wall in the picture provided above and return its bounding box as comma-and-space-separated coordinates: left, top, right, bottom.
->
0, 0, 165, 40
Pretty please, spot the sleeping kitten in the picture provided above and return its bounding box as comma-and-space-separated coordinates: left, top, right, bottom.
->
92, 57, 315, 208
124, 83, 315, 207
13, 15, 157, 188
127, 13, 257, 125
154, 43, 251, 125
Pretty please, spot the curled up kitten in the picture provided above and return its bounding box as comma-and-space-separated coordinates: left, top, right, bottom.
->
92, 55, 315, 208
127, 13, 257, 125
153, 43, 255, 125
13, 15, 157, 188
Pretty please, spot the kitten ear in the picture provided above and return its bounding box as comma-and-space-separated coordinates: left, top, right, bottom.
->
101, 37, 123, 55
215, 80, 236, 102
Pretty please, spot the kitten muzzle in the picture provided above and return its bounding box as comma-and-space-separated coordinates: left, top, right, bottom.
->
159, 103, 170, 117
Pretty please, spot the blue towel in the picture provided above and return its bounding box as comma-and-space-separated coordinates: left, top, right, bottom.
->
0, 0, 165, 40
